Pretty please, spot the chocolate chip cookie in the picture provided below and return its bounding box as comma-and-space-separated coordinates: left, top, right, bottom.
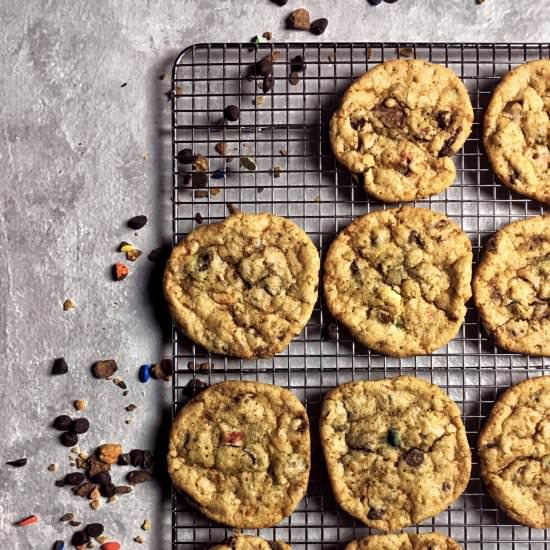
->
211, 535, 291, 550
320, 376, 471, 531
345, 533, 462, 550
323, 207, 472, 356
484, 59, 550, 203
473, 215, 550, 355
330, 59, 473, 202
478, 375, 550, 528
163, 213, 320, 358
168, 380, 310, 528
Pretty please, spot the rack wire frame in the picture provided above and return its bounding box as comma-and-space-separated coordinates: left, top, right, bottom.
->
171, 42, 550, 550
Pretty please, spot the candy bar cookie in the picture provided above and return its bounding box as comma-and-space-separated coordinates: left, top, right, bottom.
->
323, 207, 472, 356
330, 59, 473, 202
478, 375, 550, 528
320, 376, 471, 531
164, 213, 320, 358
345, 533, 462, 550
473, 215, 550, 355
168, 381, 310, 528
484, 59, 550, 203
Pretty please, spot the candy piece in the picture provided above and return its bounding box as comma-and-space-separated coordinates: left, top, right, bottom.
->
138, 364, 151, 383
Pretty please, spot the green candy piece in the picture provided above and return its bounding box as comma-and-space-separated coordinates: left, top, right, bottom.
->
387, 427, 401, 447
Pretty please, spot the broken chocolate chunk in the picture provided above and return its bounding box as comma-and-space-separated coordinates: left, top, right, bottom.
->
91, 359, 118, 379
374, 101, 406, 129
438, 127, 461, 157
436, 110, 453, 129
404, 448, 424, 466
368, 507, 384, 520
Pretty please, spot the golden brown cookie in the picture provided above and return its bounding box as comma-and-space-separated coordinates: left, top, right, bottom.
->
478, 376, 550, 528
473, 215, 550, 355
330, 59, 473, 202
345, 532, 462, 550
168, 380, 310, 528
210, 535, 291, 550
320, 376, 471, 531
163, 213, 320, 358
323, 207, 472, 356
484, 59, 550, 203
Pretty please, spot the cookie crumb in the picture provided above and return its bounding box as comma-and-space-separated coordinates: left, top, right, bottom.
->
63, 298, 77, 311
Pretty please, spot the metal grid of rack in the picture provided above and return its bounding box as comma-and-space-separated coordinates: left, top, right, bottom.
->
171, 43, 550, 550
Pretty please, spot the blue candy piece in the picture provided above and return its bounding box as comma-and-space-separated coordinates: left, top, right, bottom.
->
139, 364, 151, 383
212, 168, 225, 179
53, 541, 65, 550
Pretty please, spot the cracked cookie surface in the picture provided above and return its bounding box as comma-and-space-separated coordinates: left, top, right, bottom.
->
478, 376, 550, 528
330, 60, 473, 202
163, 213, 320, 358
210, 535, 291, 550
345, 533, 462, 550
323, 207, 472, 357
484, 60, 550, 204
320, 376, 471, 531
168, 381, 310, 528
473, 215, 550, 355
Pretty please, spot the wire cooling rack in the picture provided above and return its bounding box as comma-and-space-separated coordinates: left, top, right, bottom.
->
171, 43, 550, 550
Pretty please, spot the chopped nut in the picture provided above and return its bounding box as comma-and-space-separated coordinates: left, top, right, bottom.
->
97, 444, 123, 465
192, 153, 209, 172
89, 487, 101, 500
73, 399, 87, 411
125, 403, 137, 412
210, 187, 221, 196
141, 519, 150, 531
89, 499, 101, 510
91, 359, 118, 379
262, 31, 272, 40
63, 298, 77, 311
399, 47, 414, 57
48, 463, 59, 472
134, 536, 145, 544
240, 156, 257, 171
215, 142, 226, 155
60, 513, 74, 522
108, 495, 118, 503
287, 8, 311, 30
272, 165, 282, 178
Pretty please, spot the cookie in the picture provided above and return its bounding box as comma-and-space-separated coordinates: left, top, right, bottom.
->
478, 376, 550, 528
323, 207, 472, 356
168, 380, 310, 528
163, 213, 320, 358
330, 59, 473, 202
484, 59, 550, 203
211, 535, 291, 550
345, 533, 462, 550
320, 376, 471, 531
473, 215, 550, 355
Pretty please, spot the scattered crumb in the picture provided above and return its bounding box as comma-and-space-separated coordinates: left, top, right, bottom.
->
63, 298, 77, 311
272, 165, 283, 178
328, 54, 336, 62
142, 153, 149, 160
253, 96, 265, 106
141, 519, 150, 531
210, 187, 222, 196
175, 85, 183, 95
262, 31, 272, 41
48, 463, 58, 472
125, 403, 137, 412
120, 82, 127, 88
90, 499, 101, 510
279, 148, 288, 156
73, 399, 87, 412
367, 47, 373, 59
314, 196, 321, 203
134, 535, 145, 544
399, 47, 414, 57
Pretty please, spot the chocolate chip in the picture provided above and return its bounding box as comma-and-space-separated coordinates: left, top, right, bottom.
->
51, 357, 69, 375
436, 110, 453, 129
64, 472, 86, 486
377, 310, 393, 324
85, 523, 104, 538
127, 470, 153, 485
114, 485, 133, 494
367, 0, 383, 4
90, 471, 111, 485
69, 520, 81, 527
289, 72, 300, 85
130, 449, 146, 468
72, 418, 90, 434
100, 482, 116, 498
290, 55, 306, 73
270, 0, 287, 5
439, 127, 461, 157
55, 479, 65, 487
262, 74, 274, 93
86, 455, 111, 478
408, 230, 424, 247
223, 105, 240, 122
71, 530, 90, 547
375, 101, 406, 129
183, 378, 208, 397
60, 513, 74, 522
310, 18, 328, 35
6, 458, 27, 467
53, 415, 73, 431
118, 453, 131, 466
177, 148, 193, 164
367, 507, 384, 520
128, 215, 148, 230
196, 251, 212, 272
60, 431, 78, 447
91, 359, 118, 379
192, 172, 208, 188
404, 448, 424, 466
160, 358, 173, 377
486, 237, 497, 252
442, 480, 452, 491
350, 117, 367, 131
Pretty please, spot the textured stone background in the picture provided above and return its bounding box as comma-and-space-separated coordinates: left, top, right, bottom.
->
1, 1, 549, 548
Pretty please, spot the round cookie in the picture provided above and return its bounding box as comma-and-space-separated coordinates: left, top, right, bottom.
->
345, 533, 462, 550
484, 59, 550, 203
163, 213, 320, 358
211, 535, 291, 550
320, 376, 471, 531
473, 215, 550, 355
330, 59, 473, 202
168, 380, 310, 528
478, 376, 550, 528
323, 207, 472, 357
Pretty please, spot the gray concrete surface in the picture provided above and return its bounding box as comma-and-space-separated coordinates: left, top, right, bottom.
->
0, 1, 549, 548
